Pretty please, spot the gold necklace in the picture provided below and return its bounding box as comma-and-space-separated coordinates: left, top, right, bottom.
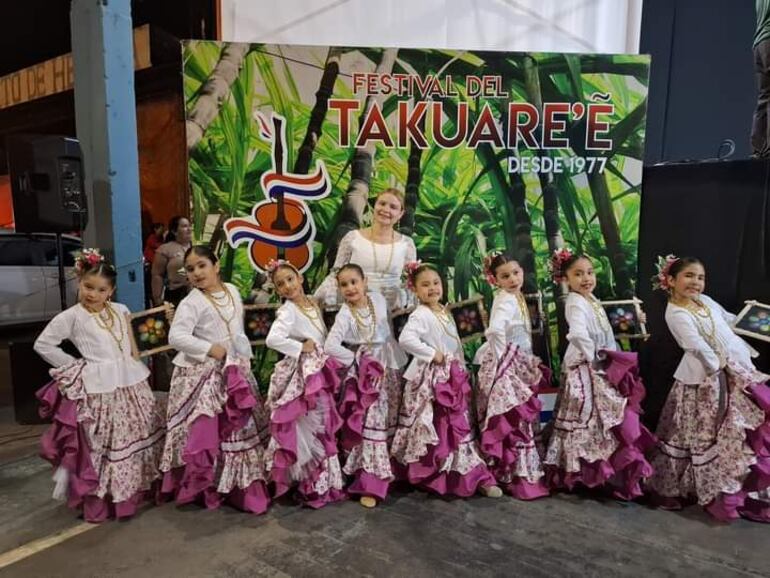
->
349, 296, 377, 346
369, 228, 395, 275
202, 286, 236, 338
513, 292, 531, 334
88, 303, 125, 353
295, 297, 326, 336
683, 299, 723, 363
584, 294, 611, 332
429, 305, 463, 353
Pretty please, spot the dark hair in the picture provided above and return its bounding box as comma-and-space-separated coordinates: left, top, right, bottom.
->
488, 253, 520, 277
269, 262, 300, 281
561, 253, 591, 278
184, 245, 218, 265
411, 263, 440, 284
166, 215, 188, 243
336, 263, 365, 281
152, 222, 164, 232
667, 256, 704, 279
81, 262, 118, 288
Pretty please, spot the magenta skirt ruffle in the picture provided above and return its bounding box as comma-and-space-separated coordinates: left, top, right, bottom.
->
397, 361, 496, 497
479, 345, 551, 499
338, 353, 384, 452
270, 357, 347, 508
546, 350, 657, 500
37, 379, 156, 523
705, 382, 770, 522
161, 364, 270, 515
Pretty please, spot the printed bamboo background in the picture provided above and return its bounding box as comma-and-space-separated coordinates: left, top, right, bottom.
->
183, 42, 650, 382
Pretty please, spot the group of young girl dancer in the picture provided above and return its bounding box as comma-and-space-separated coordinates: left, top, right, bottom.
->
32, 242, 770, 524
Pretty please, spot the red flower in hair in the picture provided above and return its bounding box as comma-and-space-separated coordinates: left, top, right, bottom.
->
652, 254, 679, 291
74, 248, 104, 275
548, 247, 574, 284
402, 260, 423, 292
482, 251, 502, 288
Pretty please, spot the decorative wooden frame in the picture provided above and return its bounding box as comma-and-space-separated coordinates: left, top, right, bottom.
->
524, 291, 545, 336
126, 303, 174, 359
447, 296, 488, 343
243, 303, 280, 346
600, 298, 648, 339
389, 306, 415, 341
733, 300, 770, 343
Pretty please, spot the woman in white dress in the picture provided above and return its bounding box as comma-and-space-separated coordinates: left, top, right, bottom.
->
315, 188, 417, 311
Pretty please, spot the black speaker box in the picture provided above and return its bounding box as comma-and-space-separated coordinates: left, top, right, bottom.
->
7, 134, 88, 234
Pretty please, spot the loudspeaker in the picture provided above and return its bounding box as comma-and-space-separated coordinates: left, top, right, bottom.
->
7, 134, 88, 234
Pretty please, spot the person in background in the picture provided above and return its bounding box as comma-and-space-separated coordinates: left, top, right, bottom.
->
152, 216, 192, 307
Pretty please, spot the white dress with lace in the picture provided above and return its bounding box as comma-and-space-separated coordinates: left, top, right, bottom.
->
314, 230, 417, 310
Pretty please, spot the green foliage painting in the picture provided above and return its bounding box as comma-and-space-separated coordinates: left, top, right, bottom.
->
183, 42, 650, 383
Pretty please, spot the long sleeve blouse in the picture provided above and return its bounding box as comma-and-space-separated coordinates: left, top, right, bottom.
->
314, 230, 417, 310
563, 292, 617, 369
324, 292, 407, 369
665, 294, 757, 384
168, 283, 250, 367
398, 305, 463, 381
473, 291, 532, 364
34, 302, 150, 394
264, 300, 328, 359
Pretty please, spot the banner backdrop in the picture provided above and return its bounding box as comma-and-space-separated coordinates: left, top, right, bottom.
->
183, 42, 650, 381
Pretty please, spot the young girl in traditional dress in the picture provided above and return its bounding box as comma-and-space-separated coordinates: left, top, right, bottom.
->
647, 256, 770, 522
264, 260, 346, 508
324, 264, 407, 508
160, 246, 270, 514
544, 249, 655, 499
473, 252, 551, 499
391, 262, 501, 498
34, 249, 165, 522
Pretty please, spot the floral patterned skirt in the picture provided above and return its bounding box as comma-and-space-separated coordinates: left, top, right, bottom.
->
391, 356, 496, 497
160, 357, 271, 515
476, 344, 550, 499
338, 350, 402, 500
544, 350, 655, 500
37, 361, 166, 523
647, 361, 770, 522
264, 349, 346, 508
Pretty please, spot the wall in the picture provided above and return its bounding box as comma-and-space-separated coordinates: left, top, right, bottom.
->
641, 0, 756, 163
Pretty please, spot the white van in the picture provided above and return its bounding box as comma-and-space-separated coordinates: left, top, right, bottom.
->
0, 232, 81, 327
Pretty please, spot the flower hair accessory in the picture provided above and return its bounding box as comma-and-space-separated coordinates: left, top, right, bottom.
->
402, 260, 423, 292
652, 254, 679, 291
482, 251, 502, 287
264, 258, 297, 276
548, 247, 574, 284
74, 248, 104, 275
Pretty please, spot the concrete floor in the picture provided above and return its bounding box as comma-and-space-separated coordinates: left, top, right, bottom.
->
0, 454, 768, 578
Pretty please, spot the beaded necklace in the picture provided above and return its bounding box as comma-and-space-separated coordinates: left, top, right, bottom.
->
84, 302, 125, 353
368, 228, 395, 275
295, 297, 326, 337
512, 291, 532, 335
429, 305, 463, 353
349, 295, 377, 346
683, 298, 725, 366
583, 293, 611, 333
201, 285, 236, 338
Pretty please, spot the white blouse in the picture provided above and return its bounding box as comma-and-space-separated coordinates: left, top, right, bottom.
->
265, 300, 328, 359
169, 283, 250, 367
563, 292, 617, 369
324, 292, 407, 370
398, 305, 464, 381
314, 229, 417, 310
34, 303, 150, 394
666, 294, 758, 384
473, 291, 532, 364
